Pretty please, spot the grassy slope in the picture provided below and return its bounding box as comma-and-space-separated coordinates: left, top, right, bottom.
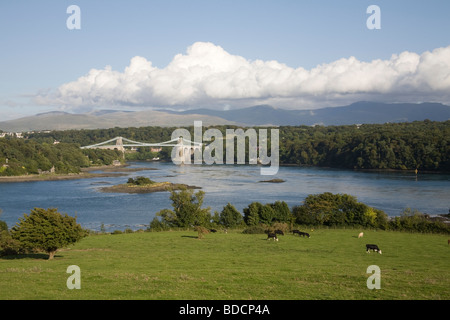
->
0, 229, 449, 300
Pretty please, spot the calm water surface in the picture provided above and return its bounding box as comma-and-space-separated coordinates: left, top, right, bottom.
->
0, 162, 449, 232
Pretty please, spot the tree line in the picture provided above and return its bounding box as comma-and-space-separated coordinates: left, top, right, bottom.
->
24, 120, 450, 172
150, 189, 450, 234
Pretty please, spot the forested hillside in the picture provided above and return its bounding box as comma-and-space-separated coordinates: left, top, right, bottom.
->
15, 120, 450, 173
279, 120, 450, 171
0, 139, 123, 176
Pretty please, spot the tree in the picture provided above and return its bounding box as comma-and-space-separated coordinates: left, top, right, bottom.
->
156, 187, 211, 228
243, 202, 263, 226
218, 203, 243, 228
292, 192, 387, 228
10, 208, 86, 259
270, 201, 293, 223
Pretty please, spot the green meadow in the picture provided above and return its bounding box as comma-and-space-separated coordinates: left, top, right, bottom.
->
0, 228, 448, 300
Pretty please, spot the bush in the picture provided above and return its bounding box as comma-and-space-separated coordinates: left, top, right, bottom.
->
0, 220, 7, 233
194, 226, 210, 239
127, 176, 154, 185
389, 208, 450, 234
270, 222, 290, 233
0, 230, 23, 256
242, 224, 268, 234
149, 217, 170, 232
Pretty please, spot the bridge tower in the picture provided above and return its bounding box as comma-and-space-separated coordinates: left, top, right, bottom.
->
115, 137, 125, 152
172, 138, 202, 164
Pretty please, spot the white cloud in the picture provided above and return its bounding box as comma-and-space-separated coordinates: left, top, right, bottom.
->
35, 42, 450, 110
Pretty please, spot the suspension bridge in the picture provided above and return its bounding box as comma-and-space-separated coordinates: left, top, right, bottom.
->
80, 136, 202, 164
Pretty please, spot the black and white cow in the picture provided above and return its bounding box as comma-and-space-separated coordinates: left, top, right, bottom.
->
300, 232, 310, 238
366, 244, 382, 254
267, 232, 278, 241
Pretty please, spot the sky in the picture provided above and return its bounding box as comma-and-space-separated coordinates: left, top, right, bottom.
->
1, 0, 450, 121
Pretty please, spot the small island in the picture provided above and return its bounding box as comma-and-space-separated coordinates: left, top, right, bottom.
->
99, 176, 200, 194
258, 178, 285, 183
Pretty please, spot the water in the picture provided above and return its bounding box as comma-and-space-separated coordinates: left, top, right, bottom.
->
0, 162, 449, 232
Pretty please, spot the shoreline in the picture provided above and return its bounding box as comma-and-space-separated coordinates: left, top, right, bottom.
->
0, 171, 128, 183
279, 163, 448, 174
0, 164, 134, 183
81, 164, 158, 173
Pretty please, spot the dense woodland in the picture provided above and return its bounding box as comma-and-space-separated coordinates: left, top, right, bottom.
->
279, 120, 450, 172
1, 120, 449, 175
0, 138, 123, 176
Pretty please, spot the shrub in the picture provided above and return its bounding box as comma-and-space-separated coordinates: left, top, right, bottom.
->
242, 224, 268, 234
128, 176, 154, 185
194, 226, 210, 239
270, 222, 289, 233
0, 230, 23, 256
149, 217, 170, 232
0, 220, 7, 233
389, 208, 450, 234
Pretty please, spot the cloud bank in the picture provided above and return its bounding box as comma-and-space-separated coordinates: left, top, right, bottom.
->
35, 42, 450, 110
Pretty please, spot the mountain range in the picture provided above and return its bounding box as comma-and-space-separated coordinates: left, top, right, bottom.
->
1, 101, 449, 132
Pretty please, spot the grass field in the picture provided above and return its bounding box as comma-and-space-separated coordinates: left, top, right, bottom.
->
0, 228, 449, 300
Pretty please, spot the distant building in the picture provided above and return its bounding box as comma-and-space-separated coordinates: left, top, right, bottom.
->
0, 132, 24, 138
38, 166, 55, 175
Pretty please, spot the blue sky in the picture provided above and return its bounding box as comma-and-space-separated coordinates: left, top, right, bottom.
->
1, 0, 450, 120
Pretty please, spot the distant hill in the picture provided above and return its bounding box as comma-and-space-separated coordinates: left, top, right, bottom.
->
1, 102, 449, 132
173, 102, 450, 126
0, 110, 242, 132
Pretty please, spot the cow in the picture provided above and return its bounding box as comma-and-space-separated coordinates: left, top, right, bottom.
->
292, 230, 310, 238
358, 232, 364, 238
366, 244, 382, 254
300, 231, 310, 238
209, 229, 217, 233
267, 232, 278, 241
275, 229, 284, 236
